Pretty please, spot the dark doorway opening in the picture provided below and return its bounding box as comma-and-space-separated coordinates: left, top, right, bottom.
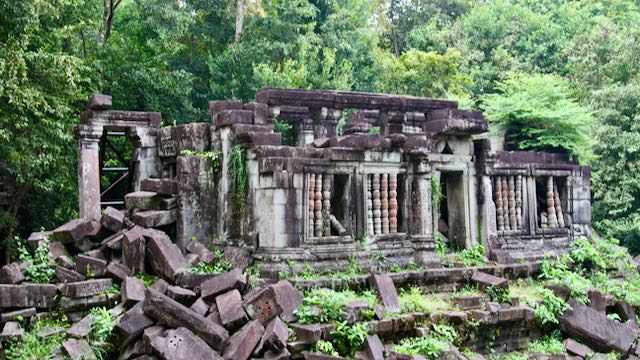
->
439, 171, 467, 250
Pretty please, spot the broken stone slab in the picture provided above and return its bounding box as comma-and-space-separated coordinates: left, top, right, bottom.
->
0, 262, 25, 284
613, 300, 638, 324
116, 302, 155, 346
207, 303, 224, 327
63, 338, 96, 360
201, 268, 247, 300
75, 255, 107, 277
0, 307, 36, 323
563, 338, 593, 358
176, 272, 218, 289
289, 324, 335, 344
429, 311, 468, 325
344, 301, 370, 323
48, 241, 70, 262
67, 314, 93, 337
100, 206, 125, 232
302, 351, 345, 360
365, 334, 385, 360
471, 271, 508, 290
143, 289, 229, 351
101, 230, 124, 250
133, 209, 177, 228
262, 316, 289, 352
224, 246, 251, 271
145, 229, 188, 281
190, 297, 210, 316
61, 279, 113, 298
217, 289, 249, 330
167, 285, 198, 306
368, 274, 400, 312
244, 280, 303, 324
123, 226, 146, 275
0, 284, 57, 308
88, 93, 112, 110
453, 295, 484, 310
186, 240, 215, 263
265, 348, 292, 360
106, 261, 131, 282
27, 230, 52, 249
61, 293, 118, 312
143, 325, 166, 353
186, 253, 201, 266
150, 278, 170, 294
125, 191, 161, 210
222, 320, 265, 360
1, 321, 24, 338
52, 218, 96, 244
149, 327, 223, 360
589, 290, 607, 313
141, 178, 178, 195
559, 298, 639, 353
123, 276, 146, 304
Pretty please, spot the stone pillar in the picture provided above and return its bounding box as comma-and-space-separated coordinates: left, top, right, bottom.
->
372, 174, 381, 235
130, 126, 161, 191
322, 174, 331, 236
367, 174, 374, 235
308, 174, 315, 237
297, 117, 314, 147
507, 176, 517, 230
495, 177, 504, 231
389, 174, 398, 233
76, 124, 103, 220
546, 177, 558, 228
410, 155, 439, 267
314, 174, 323, 237
515, 175, 523, 230
381, 174, 389, 234
554, 183, 565, 228
501, 176, 510, 231
325, 109, 342, 138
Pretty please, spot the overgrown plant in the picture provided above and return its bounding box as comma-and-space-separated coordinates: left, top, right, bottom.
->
458, 244, 487, 267
295, 288, 378, 324
394, 336, 450, 359
18, 237, 55, 284
229, 145, 248, 212
90, 307, 116, 358
331, 321, 368, 357
180, 150, 222, 174
531, 288, 570, 325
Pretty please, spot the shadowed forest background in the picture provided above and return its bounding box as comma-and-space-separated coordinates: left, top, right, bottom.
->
2, 0, 640, 253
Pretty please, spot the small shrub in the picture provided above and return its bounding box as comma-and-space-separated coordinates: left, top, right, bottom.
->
533, 289, 570, 325
458, 244, 487, 267
3, 318, 68, 359
399, 287, 452, 313
295, 288, 379, 324
314, 340, 339, 357
21, 237, 55, 284
431, 324, 458, 344
527, 331, 565, 354
394, 336, 450, 359
331, 321, 368, 357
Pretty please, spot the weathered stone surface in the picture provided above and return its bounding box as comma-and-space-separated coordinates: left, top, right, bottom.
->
1, 321, 23, 338
190, 297, 209, 316
123, 276, 146, 304
224, 246, 251, 270
56, 255, 75, 269
186, 240, 215, 263
368, 274, 400, 312
0, 308, 36, 323
116, 302, 155, 346
244, 280, 303, 323
101, 230, 124, 250
471, 271, 508, 289
48, 241, 70, 261
589, 290, 606, 313
123, 226, 146, 275
143, 325, 166, 353
262, 316, 289, 352
453, 295, 484, 310
88, 93, 112, 110
100, 206, 125, 232
63, 338, 96, 360
302, 351, 345, 360
0, 262, 24, 284
145, 229, 188, 281
56, 265, 86, 284
265, 348, 292, 360
430, 311, 468, 325
559, 299, 639, 353
176, 272, 217, 289
67, 314, 93, 337
149, 327, 223, 360
143, 289, 229, 351
365, 334, 385, 360
217, 289, 249, 330
61, 293, 118, 312
613, 300, 637, 324
150, 278, 170, 294
344, 301, 370, 322
201, 268, 247, 300
61, 279, 113, 298
52, 218, 96, 244
133, 209, 177, 227
27, 230, 52, 249
563, 338, 593, 358
106, 261, 131, 281
222, 320, 265, 360
125, 191, 160, 210
0, 284, 57, 308
75, 255, 107, 277
186, 253, 201, 266
207, 303, 224, 326
289, 324, 334, 344
167, 285, 198, 305
141, 178, 178, 195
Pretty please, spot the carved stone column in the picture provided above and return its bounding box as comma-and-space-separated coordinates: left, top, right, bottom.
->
495, 177, 504, 231
308, 174, 315, 237
389, 174, 398, 233
515, 175, 523, 229
381, 174, 389, 234
372, 174, 381, 235
322, 174, 331, 236
554, 183, 565, 228
367, 174, 374, 235
409, 153, 439, 267
314, 174, 323, 237
76, 124, 104, 220
546, 177, 558, 228
507, 176, 517, 230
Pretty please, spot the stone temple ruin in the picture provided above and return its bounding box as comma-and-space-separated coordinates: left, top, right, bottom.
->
76, 88, 591, 276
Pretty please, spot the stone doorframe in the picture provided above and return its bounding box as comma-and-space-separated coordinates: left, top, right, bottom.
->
75, 94, 162, 220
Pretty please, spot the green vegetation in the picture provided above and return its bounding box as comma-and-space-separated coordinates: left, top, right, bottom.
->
180, 150, 222, 174
228, 145, 248, 212
457, 244, 487, 268
399, 287, 452, 314
527, 332, 565, 355
3, 318, 68, 360
394, 324, 458, 359
274, 120, 296, 146
17, 237, 55, 284
331, 321, 369, 357
188, 248, 232, 275
295, 288, 379, 324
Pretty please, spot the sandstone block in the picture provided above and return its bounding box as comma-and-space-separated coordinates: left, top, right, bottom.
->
471, 271, 508, 290
0, 308, 36, 323
368, 274, 400, 312
149, 327, 223, 360
63, 338, 96, 360
1, 322, 23, 338
216, 289, 249, 330
125, 191, 160, 210
186, 240, 215, 263
244, 280, 303, 324
123, 276, 146, 304
0, 284, 57, 308
67, 314, 93, 337
201, 268, 246, 300
100, 206, 125, 232
75, 255, 107, 277
0, 262, 24, 284
106, 261, 131, 282
116, 302, 155, 346
62, 279, 112, 298
167, 285, 197, 306
133, 209, 177, 227
52, 218, 96, 244
563, 338, 593, 358
365, 334, 385, 360
123, 226, 145, 275
145, 229, 188, 281
141, 178, 178, 195
190, 297, 209, 316
222, 320, 265, 360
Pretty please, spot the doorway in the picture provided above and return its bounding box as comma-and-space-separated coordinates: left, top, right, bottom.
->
439, 171, 467, 250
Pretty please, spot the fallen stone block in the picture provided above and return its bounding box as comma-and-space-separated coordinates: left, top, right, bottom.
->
289, 324, 334, 344
123, 226, 146, 275
471, 271, 508, 290
61, 293, 118, 312
67, 314, 93, 337
613, 300, 638, 324
143, 325, 166, 353
61, 279, 113, 298
100, 206, 125, 232
368, 274, 400, 312
589, 290, 607, 313
244, 280, 303, 324
141, 178, 178, 195
116, 302, 155, 346
167, 285, 198, 306
201, 268, 247, 300
149, 327, 223, 360
1, 322, 23, 338
454, 295, 484, 310
186, 253, 201, 266
75, 255, 107, 277
52, 218, 96, 244
0, 262, 25, 284
222, 320, 265, 360
186, 240, 215, 263
265, 348, 292, 360
48, 240, 70, 261
63, 338, 96, 360
56, 255, 75, 269
190, 297, 210, 316
262, 316, 289, 352
55, 266, 86, 283
393, 313, 416, 333
106, 261, 131, 282
365, 334, 385, 360
563, 338, 593, 358
559, 298, 639, 353
143, 289, 229, 351
145, 229, 188, 281
125, 191, 160, 210
0, 307, 36, 323
123, 276, 146, 304
101, 230, 124, 250
224, 246, 251, 270
150, 278, 170, 294
133, 209, 177, 227
302, 351, 345, 360
27, 230, 52, 249
344, 301, 370, 322
217, 289, 249, 330
176, 272, 218, 289
430, 311, 468, 325
208, 303, 224, 326
0, 284, 57, 308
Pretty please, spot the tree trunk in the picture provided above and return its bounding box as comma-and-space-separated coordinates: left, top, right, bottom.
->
235, 0, 244, 43
103, 0, 123, 47
4, 183, 31, 263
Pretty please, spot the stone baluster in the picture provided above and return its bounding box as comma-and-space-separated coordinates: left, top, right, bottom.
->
367, 174, 374, 235
322, 174, 331, 236
373, 174, 381, 235
501, 176, 510, 231
389, 174, 398, 233
546, 177, 558, 228
314, 174, 323, 237
554, 183, 565, 228
508, 176, 517, 230
515, 175, 523, 230
381, 174, 389, 234
308, 174, 315, 237
495, 177, 504, 231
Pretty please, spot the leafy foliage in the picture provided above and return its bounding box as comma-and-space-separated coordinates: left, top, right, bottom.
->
295, 288, 378, 324
457, 244, 487, 267
331, 321, 368, 357
527, 331, 565, 355
531, 288, 570, 325
18, 237, 55, 284
394, 336, 450, 359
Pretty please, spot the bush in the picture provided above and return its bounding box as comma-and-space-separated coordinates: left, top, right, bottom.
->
331, 321, 368, 357
394, 336, 450, 359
